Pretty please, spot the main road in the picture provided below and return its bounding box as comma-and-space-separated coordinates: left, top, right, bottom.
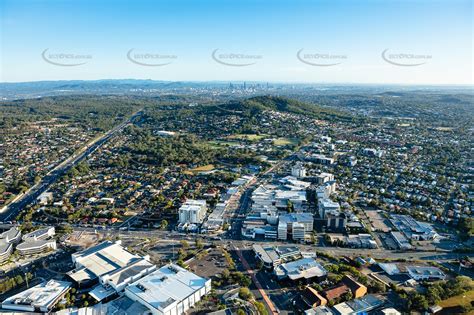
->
0, 109, 143, 222
78, 225, 471, 262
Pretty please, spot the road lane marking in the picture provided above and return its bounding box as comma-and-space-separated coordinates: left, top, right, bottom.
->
235, 248, 279, 315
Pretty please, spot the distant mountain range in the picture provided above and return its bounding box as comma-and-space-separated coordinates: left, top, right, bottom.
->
0, 80, 226, 99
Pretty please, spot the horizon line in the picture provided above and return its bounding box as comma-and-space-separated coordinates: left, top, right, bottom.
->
1, 78, 473, 87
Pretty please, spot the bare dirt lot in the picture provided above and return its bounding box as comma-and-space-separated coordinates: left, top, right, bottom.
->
364, 210, 392, 232
64, 231, 100, 248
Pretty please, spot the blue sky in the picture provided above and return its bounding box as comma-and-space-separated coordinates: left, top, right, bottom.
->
1, 0, 472, 84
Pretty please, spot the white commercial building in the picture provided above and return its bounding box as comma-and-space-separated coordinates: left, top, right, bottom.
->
17, 226, 56, 255
17, 239, 56, 255
37, 192, 53, 205
291, 162, 307, 178
22, 226, 55, 241
278, 213, 314, 241
179, 200, 207, 224
68, 240, 152, 295
333, 294, 385, 315
275, 257, 327, 281
275, 190, 308, 211
390, 231, 412, 250
1, 280, 71, 313
203, 200, 228, 232
0, 226, 22, 244
70, 240, 145, 271
231, 175, 255, 186
316, 172, 334, 184
253, 244, 302, 269
378, 263, 401, 276
318, 198, 340, 219
406, 266, 446, 281
0, 227, 21, 263
251, 185, 279, 213
125, 264, 212, 315
316, 181, 337, 200
156, 130, 176, 137
292, 222, 306, 240
321, 136, 332, 143
280, 176, 311, 190
363, 148, 384, 158
0, 242, 13, 264
309, 154, 335, 165
252, 185, 308, 213
390, 214, 439, 241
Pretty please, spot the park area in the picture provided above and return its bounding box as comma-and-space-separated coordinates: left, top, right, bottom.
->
439, 290, 474, 315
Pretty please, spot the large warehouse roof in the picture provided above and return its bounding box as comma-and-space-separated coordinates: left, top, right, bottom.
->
71, 241, 142, 280
2, 280, 71, 312
125, 264, 210, 313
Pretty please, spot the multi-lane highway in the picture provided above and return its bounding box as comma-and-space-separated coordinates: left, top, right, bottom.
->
0, 110, 143, 222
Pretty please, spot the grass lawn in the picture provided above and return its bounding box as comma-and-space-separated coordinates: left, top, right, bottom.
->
191, 164, 215, 171
273, 137, 298, 146
439, 290, 474, 309
227, 134, 268, 141
207, 140, 239, 148
184, 164, 215, 175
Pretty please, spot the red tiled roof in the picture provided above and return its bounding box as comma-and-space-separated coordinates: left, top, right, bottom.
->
323, 284, 349, 300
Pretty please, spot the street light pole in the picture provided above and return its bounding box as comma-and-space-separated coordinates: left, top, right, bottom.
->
25, 272, 29, 288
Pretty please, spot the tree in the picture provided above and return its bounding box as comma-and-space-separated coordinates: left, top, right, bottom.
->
14, 275, 23, 286
312, 283, 323, 291
177, 248, 186, 260
426, 285, 443, 305
287, 200, 294, 213
457, 217, 473, 241
239, 287, 252, 300
342, 291, 353, 301
237, 309, 246, 315
408, 293, 429, 311
255, 301, 268, 315
221, 269, 230, 281
195, 238, 204, 250
371, 281, 386, 293
160, 219, 168, 230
